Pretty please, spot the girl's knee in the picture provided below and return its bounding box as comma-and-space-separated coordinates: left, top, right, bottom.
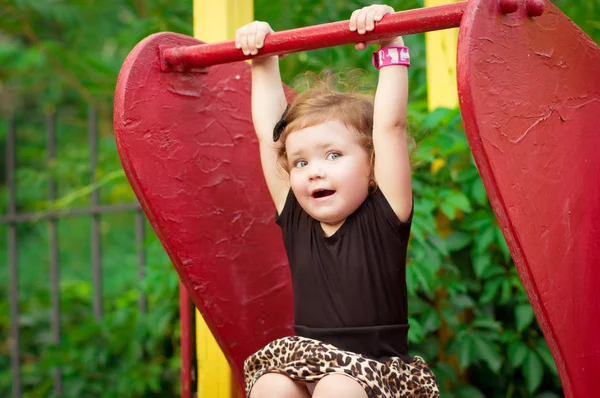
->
312, 374, 368, 398
250, 373, 309, 398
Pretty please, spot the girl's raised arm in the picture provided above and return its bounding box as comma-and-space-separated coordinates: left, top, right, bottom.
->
351, 6, 413, 222
236, 22, 290, 213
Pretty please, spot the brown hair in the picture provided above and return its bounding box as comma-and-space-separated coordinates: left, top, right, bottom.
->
277, 74, 375, 178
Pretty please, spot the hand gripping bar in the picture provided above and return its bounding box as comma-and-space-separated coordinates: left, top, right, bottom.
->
160, 1, 466, 72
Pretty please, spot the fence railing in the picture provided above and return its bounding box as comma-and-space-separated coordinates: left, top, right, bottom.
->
1, 108, 146, 398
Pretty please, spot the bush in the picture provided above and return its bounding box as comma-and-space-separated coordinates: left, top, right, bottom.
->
0, 237, 181, 398
405, 107, 561, 397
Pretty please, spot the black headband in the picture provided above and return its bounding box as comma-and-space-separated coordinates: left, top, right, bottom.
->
273, 104, 290, 142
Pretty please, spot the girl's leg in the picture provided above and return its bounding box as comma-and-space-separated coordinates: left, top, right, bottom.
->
312, 374, 368, 398
250, 373, 311, 398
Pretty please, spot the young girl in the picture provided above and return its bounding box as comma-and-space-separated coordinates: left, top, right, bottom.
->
235, 5, 439, 398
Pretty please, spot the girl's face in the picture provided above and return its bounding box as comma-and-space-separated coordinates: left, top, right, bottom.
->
286, 120, 371, 226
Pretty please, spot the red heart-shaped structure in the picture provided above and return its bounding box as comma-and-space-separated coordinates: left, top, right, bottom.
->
458, 0, 600, 396
114, 32, 295, 390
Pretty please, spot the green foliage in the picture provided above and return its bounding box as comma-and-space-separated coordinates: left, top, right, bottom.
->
0, 234, 181, 397
404, 107, 561, 396
0, 0, 193, 113
1, 0, 597, 397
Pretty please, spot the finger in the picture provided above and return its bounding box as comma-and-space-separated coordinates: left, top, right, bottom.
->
254, 35, 264, 51
365, 7, 379, 32
349, 9, 359, 31
373, 11, 384, 23
256, 24, 270, 49
354, 42, 367, 51
235, 30, 242, 49
356, 8, 368, 34
247, 30, 258, 55
375, 5, 394, 22
384, 6, 395, 17
258, 21, 273, 34
238, 32, 250, 55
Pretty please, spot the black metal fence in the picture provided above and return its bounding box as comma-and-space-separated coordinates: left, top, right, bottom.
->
1, 108, 146, 397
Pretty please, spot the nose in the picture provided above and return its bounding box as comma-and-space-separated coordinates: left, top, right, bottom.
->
308, 163, 325, 180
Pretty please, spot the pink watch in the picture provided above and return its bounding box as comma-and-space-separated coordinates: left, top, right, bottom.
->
372, 46, 411, 69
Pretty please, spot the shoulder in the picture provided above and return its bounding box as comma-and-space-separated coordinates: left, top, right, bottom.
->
358, 189, 413, 232
275, 189, 310, 231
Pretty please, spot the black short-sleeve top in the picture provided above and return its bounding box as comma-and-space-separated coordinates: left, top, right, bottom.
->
275, 189, 413, 362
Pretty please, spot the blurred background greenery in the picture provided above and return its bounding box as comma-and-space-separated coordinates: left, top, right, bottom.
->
0, 0, 598, 397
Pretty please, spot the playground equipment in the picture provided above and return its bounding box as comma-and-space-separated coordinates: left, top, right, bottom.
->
113, 0, 600, 396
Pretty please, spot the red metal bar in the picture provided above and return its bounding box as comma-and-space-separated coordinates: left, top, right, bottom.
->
179, 282, 192, 398
161, 2, 466, 71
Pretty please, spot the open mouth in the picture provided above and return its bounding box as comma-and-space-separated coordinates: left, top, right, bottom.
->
312, 189, 336, 199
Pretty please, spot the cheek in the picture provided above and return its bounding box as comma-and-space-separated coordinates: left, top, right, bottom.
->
289, 171, 306, 190
346, 157, 372, 182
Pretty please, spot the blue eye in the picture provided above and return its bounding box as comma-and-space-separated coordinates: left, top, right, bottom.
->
295, 160, 308, 168
326, 152, 341, 160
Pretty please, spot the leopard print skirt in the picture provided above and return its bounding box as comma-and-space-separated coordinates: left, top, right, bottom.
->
244, 336, 440, 397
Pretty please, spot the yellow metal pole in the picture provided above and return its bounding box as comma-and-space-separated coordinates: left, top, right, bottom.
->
192, 1, 253, 397
424, 0, 459, 110
194, 0, 253, 42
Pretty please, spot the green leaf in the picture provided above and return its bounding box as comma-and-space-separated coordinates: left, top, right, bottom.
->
431, 362, 457, 384
515, 304, 535, 332
445, 231, 472, 252
495, 225, 512, 260
428, 234, 448, 256
480, 277, 503, 303
474, 225, 495, 253
500, 279, 514, 304
453, 164, 479, 182
408, 317, 425, 343
453, 385, 486, 398
423, 242, 443, 273
406, 263, 419, 296
457, 337, 475, 369
441, 307, 460, 328
472, 317, 501, 331
422, 107, 453, 129
410, 222, 427, 246
534, 342, 559, 375
438, 189, 473, 220
452, 294, 475, 310
422, 308, 441, 332
473, 335, 502, 374
533, 392, 562, 398
471, 178, 488, 206
481, 263, 505, 279
508, 341, 529, 368
412, 145, 436, 163
524, 351, 544, 394
473, 254, 492, 278
440, 201, 457, 220
411, 262, 435, 298
445, 191, 473, 213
